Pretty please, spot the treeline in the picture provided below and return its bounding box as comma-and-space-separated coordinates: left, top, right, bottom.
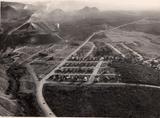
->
6, 63, 27, 98
6, 63, 43, 116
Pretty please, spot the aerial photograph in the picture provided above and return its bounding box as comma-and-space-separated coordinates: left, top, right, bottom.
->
1, 0, 160, 117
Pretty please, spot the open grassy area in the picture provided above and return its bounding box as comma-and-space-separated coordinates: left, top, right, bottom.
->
30, 44, 78, 77
44, 85, 160, 117
105, 29, 160, 59
31, 62, 59, 78
122, 20, 160, 35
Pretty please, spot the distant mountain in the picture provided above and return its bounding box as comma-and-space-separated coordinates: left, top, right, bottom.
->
42, 6, 100, 23
1, 1, 33, 32
1, 5, 17, 20
75, 6, 100, 20
1, 1, 25, 10
1, 1, 33, 21
51, 9, 65, 14
47, 9, 66, 22
78, 6, 99, 13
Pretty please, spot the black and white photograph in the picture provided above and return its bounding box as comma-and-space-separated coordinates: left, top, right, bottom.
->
1, 0, 160, 117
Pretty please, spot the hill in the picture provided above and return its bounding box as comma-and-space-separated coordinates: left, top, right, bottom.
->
1, 1, 33, 32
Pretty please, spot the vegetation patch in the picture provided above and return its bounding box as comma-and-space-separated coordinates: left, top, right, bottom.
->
44, 85, 160, 117
110, 60, 160, 85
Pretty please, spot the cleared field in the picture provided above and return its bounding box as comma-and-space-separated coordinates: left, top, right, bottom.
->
105, 29, 160, 59
122, 20, 160, 35
14, 43, 78, 63
13, 44, 52, 62
31, 61, 60, 78
15, 45, 50, 55
53, 46, 77, 61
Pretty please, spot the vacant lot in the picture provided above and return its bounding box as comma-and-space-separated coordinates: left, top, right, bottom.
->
105, 29, 160, 58
44, 85, 160, 117
31, 44, 78, 77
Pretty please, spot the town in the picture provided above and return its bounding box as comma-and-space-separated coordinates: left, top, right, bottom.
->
1, 0, 160, 117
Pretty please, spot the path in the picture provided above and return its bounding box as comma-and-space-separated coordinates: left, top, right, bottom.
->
84, 42, 95, 58
121, 43, 143, 60
109, 18, 146, 31
86, 58, 104, 84
106, 43, 126, 58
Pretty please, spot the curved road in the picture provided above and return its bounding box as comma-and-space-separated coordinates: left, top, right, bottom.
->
25, 64, 56, 117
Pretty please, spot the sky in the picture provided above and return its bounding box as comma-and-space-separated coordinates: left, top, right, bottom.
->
2, 0, 160, 11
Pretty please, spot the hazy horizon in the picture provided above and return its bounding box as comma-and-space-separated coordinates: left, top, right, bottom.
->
2, 0, 160, 11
